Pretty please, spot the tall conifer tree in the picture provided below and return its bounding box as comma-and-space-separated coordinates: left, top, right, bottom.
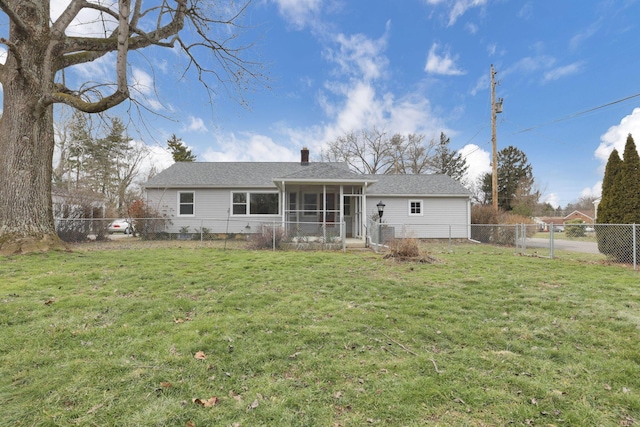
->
620, 134, 640, 224
597, 149, 622, 224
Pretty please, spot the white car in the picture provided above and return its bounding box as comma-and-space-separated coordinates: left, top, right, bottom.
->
108, 219, 134, 234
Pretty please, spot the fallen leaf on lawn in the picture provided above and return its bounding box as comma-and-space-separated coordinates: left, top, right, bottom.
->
604, 384, 612, 390
229, 390, 243, 401
622, 387, 630, 393
45, 299, 55, 305
333, 391, 343, 399
192, 396, 219, 407
160, 382, 173, 388
249, 399, 259, 409
174, 318, 185, 324
186, 422, 195, 427
194, 351, 206, 360
289, 352, 301, 359
530, 398, 538, 406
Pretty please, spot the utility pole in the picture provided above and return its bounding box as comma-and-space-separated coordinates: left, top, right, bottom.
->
490, 64, 503, 211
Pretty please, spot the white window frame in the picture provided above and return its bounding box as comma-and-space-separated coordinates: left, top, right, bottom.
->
302, 193, 319, 217
231, 191, 280, 216
408, 199, 423, 216
232, 192, 247, 215
178, 191, 195, 216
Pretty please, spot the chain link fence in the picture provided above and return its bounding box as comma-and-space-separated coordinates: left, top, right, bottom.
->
54, 218, 348, 251
53, 218, 640, 268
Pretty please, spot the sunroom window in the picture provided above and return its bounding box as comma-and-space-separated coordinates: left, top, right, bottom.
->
232, 192, 279, 215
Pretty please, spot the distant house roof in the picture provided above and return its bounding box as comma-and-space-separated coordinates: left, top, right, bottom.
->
564, 210, 595, 221
143, 161, 471, 197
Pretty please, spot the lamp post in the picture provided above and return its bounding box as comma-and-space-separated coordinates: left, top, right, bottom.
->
376, 201, 385, 245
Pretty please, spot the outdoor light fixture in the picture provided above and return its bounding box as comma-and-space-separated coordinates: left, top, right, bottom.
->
245, 223, 251, 231
376, 201, 385, 220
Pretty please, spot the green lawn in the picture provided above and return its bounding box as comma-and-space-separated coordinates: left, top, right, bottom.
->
1, 243, 638, 426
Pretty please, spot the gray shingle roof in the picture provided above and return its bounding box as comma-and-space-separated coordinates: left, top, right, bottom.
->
143, 162, 470, 197
366, 174, 470, 196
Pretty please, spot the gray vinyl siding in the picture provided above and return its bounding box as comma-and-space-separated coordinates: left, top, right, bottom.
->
145, 187, 281, 234
371, 196, 469, 239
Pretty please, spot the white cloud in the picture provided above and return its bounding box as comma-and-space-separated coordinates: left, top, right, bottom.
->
542, 62, 585, 83
590, 108, 640, 201
542, 193, 560, 209
272, 0, 322, 30
203, 133, 297, 162
51, 1, 118, 37
459, 143, 491, 185
325, 28, 390, 81
130, 140, 175, 185
595, 107, 640, 163
129, 67, 165, 111
517, 2, 533, 20
69, 52, 116, 81
425, 43, 466, 76
424, 0, 487, 26
504, 55, 556, 77
570, 20, 601, 50
184, 116, 208, 133
581, 182, 602, 199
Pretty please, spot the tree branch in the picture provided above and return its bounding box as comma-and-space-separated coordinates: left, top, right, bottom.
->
0, 0, 30, 34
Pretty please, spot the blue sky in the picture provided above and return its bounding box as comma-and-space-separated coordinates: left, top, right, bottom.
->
18, 1, 640, 208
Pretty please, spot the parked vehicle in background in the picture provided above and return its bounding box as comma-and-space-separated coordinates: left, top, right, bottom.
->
108, 219, 134, 234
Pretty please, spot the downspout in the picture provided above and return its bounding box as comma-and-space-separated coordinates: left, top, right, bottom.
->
466, 196, 480, 243
363, 182, 368, 245
281, 181, 286, 231
322, 184, 327, 241
340, 185, 345, 248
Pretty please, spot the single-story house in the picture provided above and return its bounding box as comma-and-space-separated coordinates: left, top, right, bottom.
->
564, 210, 595, 225
142, 149, 472, 245
536, 210, 596, 232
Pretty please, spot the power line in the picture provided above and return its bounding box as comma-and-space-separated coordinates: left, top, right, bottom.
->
515, 92, 640, 134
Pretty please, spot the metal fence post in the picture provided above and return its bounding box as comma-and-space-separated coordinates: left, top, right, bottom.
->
634, 224, 637, 270
550, 225, 554, 259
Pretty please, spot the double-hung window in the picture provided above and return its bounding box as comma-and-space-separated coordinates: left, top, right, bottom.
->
232, 192, 279, 215
409, 200, 423, 216
178, 192, 195, 216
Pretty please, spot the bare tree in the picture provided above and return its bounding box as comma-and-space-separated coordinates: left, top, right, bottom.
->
321, 129, 436, 175
389, 133, 435, 174
321, 128, 395, 174
0, 0, 260, 253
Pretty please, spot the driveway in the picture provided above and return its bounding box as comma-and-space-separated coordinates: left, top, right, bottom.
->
526, 237, 600, 254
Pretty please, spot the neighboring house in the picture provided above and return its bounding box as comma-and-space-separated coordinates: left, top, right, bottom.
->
564, 210, 595, 225
142, 149, 472, 244
537, 211, 595, 232
537, 216, 565, 231
52, 186, 106, 219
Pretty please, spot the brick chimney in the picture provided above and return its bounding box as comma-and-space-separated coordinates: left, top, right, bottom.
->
301, 147, 309, 165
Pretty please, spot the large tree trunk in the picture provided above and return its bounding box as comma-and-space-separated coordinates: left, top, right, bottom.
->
0, 1, 64, 254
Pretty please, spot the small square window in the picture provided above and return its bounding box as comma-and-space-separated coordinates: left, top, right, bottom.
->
409, 200, 423, 216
